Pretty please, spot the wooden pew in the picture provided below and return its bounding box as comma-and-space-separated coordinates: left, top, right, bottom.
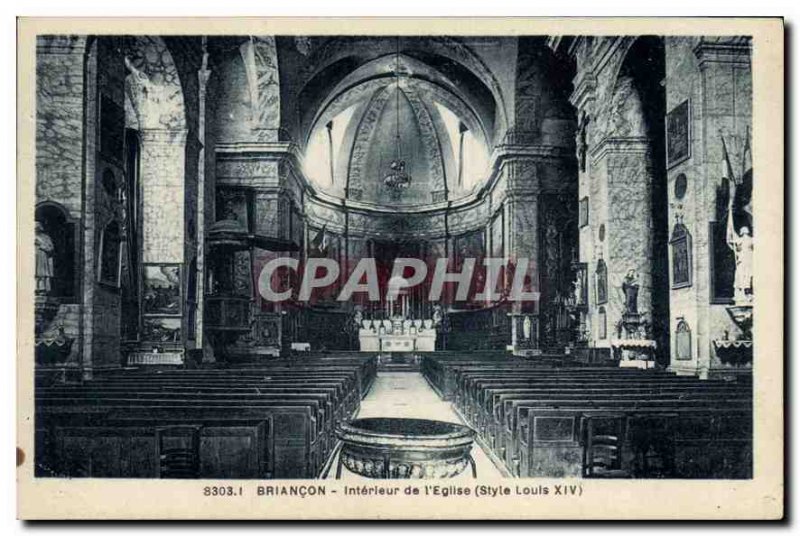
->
36, 355, 378, 479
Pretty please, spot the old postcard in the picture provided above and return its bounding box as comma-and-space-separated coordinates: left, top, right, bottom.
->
17, 17, 784, 520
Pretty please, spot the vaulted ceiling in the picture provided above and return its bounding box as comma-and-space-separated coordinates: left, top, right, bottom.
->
298, 43, 499, 207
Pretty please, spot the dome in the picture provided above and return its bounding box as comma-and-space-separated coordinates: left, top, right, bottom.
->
302, 54, 490, 208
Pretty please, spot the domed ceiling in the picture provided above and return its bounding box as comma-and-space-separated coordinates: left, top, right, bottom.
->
303, 53, 491, 208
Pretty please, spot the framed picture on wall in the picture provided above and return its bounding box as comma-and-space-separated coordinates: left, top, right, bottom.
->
670, 223, 693, 288
595, 259, 608, 305
142, 317, 182, 343
578, 197, 589, 228
666, 99, 691, 168
142, 264, 182, 316
675, 319, 692, 361
97, 220, 122, 287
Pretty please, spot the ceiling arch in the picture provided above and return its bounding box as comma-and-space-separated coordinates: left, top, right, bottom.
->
296, 37, 506, 144
306, 65, 489, 150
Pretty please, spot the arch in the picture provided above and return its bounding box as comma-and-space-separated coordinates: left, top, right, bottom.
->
605, 36, 666, 140
123, 36, 187, 132
299, 38, 506, 143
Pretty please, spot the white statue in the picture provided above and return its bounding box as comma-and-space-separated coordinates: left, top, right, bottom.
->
432, 304, 443, 327
522, 315, 532, 341
573, 270, 584, 305
726, 182, 754, 305
35, 222, 55, 295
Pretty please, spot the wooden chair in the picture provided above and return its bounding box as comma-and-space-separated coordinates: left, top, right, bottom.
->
156, 425, 202, 479
582, 414, 629, 478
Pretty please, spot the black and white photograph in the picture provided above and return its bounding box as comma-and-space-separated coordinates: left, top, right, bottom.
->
16, 16, 784, 521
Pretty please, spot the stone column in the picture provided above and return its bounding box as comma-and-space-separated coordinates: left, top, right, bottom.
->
589, 137, 654, 340
501, 155, 540, 355
139, 129, 188, 264
195, 47, 211, 345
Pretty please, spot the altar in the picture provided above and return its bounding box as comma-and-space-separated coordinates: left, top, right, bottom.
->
358, 318, 436, 353
356, 275, 437, 353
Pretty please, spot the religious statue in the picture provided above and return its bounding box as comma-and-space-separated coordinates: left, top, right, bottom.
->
35, 222, 55, 295
727, 182, 754, 305
622, 269, 640, 316
522, 315, 532, 341
432, 304, 443, 328
573, 269, 584, 306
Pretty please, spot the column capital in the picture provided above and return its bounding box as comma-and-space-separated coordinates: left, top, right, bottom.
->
590, 136, 651, 163
139, 128, 188, 145
693, 39, 751, 70
569, 71, 597, 115
36, 35, 89, 55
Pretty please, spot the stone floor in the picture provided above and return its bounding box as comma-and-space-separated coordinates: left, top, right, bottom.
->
325, 372, 503, 480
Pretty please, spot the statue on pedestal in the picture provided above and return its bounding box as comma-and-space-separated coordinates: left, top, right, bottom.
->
432, 304, 443, 328
726, 184, 753, 305
722, 134, 754, 306
522, 315, 532, 341
621, 269, 640, 316
573, 269, 584, 307
35, 222, 55, 295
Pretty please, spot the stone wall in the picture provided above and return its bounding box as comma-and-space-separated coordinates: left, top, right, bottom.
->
664, 37, 752, 376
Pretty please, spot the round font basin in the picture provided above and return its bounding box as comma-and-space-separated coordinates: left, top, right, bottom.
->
335, 417, 476, 479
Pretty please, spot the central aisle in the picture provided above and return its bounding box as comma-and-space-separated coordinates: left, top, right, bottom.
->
326, 372, 503, 480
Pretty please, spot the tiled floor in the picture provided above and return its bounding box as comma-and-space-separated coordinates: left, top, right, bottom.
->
325, 372, 502, 480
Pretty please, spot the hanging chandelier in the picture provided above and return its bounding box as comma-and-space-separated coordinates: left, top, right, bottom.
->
383, 37, 412, 192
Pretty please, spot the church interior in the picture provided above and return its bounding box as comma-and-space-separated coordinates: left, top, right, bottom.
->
33, 34, 753, 479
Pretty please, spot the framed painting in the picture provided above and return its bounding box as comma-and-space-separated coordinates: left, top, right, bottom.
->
666, 99, 691, 168
97, 220, 122, 287
670, 223, 693, 288
142, 264, 182, 316
595, 259, 608, 305
142, 317, 182, 343
578, 197, 589, 228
